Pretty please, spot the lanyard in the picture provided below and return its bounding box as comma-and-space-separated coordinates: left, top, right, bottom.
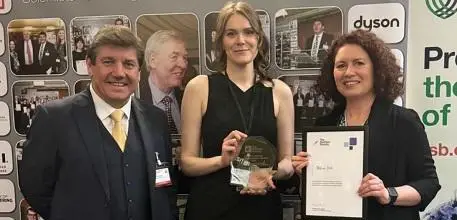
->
226, 74, 257, 134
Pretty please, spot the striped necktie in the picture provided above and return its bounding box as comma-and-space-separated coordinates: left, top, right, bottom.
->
161, 96, 178, 134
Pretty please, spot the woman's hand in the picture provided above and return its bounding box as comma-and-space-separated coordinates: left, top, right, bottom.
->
240, 169, 276, 195
358, 173, 390, 205
220, 130, 247, 168
291, 151, 310, 174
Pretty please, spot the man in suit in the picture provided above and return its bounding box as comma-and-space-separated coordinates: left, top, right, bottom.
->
205, 30, 218, 71
140, 30, 190, 194
16, 31, 39, 75
304, 20, 334, 64
140, 30, 187, 134
36, 32, 58, 74
19, 26, 177, 220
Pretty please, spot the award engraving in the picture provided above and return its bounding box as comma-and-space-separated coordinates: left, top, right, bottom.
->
230, 136, 276, 187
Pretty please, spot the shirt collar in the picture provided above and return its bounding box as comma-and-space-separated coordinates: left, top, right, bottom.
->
148, 76, 176, 104
90, 83, 132, 121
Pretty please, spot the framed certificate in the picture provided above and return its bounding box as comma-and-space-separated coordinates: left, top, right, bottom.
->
301, 126, 368, 219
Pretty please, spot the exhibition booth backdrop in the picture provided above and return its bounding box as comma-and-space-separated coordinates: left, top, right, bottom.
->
0, 0, 454, 219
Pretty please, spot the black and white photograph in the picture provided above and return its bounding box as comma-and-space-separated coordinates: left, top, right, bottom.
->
20, 199, 44, 220
278, 74, 334, 133
204, 10, 270, 72
15, 140, 25, 180
177, 194, 188, 220
282, 196, 302, 220
12, 80, 69, 135
171, 134, 181, 167
171, 133, 193, 195
74, 79, 91, 94
70, 15, 131, 75
275, 7, 342, 69
15, 140, 25, 163
8, 18, 68, 76
136, 13, 199, 136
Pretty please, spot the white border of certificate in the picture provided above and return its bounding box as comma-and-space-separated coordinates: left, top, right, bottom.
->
302, 126, 368, 219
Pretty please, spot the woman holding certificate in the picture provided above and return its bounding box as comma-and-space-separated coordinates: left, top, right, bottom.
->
180, 1, 294, 220
292, 30, 440, 219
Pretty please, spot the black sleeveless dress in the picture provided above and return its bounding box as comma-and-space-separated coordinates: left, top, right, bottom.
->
184, 73, 282, 220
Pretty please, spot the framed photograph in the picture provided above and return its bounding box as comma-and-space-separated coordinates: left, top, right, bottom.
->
74, 79, 91, 94
275, 7, 342, 69
11, 80, 70, 135
15, 139, 25, 163
170, 134, 181, 167
20, 199, 44, 220
8, 18, 68, 75
278, 74, 335, 133
177, 194, 188, 220
70, 15, 130, 75
282, 195, 302, 220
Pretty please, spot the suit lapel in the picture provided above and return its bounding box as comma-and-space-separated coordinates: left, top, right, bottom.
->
174, 87, 183, 108
131, 99, 157, 192
139, 74, 153, 103
72, 89, 110, 200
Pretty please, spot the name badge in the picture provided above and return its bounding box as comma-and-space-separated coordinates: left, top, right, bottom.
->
45, 52, 50, 56
154, 152, 172, 187
155, 167, 171, 187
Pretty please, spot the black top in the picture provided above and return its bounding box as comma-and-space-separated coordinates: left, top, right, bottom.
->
315, 98, 440, 220
184, 73, 282, 220
72, 50, 87, 71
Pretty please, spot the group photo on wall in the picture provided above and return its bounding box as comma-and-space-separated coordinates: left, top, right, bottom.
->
8, 18, 68, 76
12, 80, 69, 135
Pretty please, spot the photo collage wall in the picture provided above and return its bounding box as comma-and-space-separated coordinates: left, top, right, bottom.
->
0, 0, 408, 219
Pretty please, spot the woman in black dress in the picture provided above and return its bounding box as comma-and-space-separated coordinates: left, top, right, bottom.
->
180, 1, 294, 220
292, 30, 440, 220
72, 37, 87, 73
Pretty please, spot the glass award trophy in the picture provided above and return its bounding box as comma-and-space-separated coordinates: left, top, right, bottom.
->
230, 136, 277, 188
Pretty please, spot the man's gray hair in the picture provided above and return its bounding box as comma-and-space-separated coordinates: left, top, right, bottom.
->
144, 30, 185, 71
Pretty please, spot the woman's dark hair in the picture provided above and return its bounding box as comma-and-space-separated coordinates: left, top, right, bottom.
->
316, 29, 403, 104
74, 36, 84, 47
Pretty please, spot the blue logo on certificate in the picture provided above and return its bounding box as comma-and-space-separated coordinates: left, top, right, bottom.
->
344, 137, 357, 150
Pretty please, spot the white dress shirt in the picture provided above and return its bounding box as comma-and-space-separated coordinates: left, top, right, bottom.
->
311, 32, 323, 58
148, 77, 181, 132
90, 84, 132, 135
